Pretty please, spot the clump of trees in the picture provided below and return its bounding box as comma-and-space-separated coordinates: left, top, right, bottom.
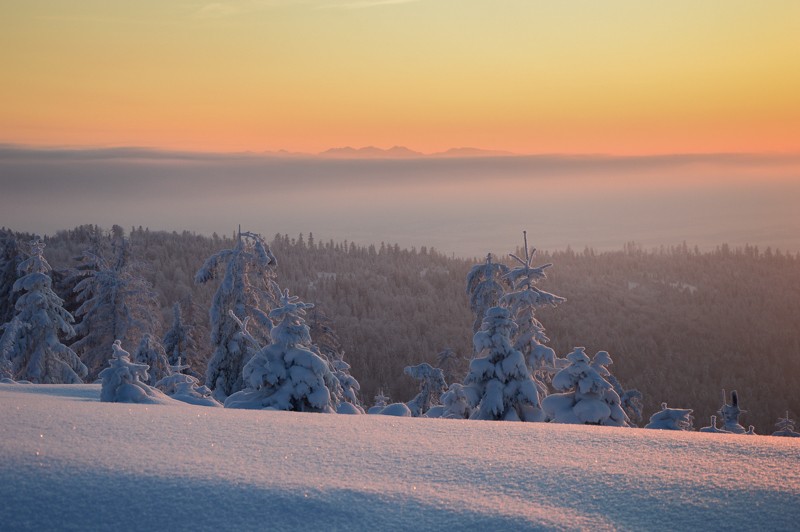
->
1, 225, 798, 433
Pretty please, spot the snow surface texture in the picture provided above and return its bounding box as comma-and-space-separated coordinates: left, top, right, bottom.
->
1, 384, 799, 531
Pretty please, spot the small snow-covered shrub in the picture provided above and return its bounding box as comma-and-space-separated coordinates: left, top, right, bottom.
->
99, 340, 170, 404
542, 348, 629, 427
155, 360, 221, 407
645, 402, 694, 431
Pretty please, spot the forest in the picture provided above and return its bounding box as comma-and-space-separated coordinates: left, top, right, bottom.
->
1, 224, 798, 433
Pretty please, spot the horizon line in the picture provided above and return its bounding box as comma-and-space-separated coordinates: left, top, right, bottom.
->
2, 142, 800, 161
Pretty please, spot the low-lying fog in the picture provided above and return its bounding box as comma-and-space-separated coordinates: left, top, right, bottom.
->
2, 146, 798, 257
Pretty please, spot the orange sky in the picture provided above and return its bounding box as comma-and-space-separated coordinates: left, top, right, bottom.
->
1, 1, 799, 155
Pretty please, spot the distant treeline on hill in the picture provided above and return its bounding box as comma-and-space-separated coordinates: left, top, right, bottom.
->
2, 224, 798, 433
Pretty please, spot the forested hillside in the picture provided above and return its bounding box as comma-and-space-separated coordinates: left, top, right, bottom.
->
2, 226, 798, 433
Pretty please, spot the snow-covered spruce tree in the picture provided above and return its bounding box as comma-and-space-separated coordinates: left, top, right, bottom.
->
133, 333, 171, 386
466, 253, 509, 333
224, 290, 338, 412
441, 382, 471, 419
404, 362, 447, 417
155, 359, 221, 407
590, 350, 642, 426
644, 402, 694, 430
600, 365, 644, 426
718, 390, 746, 434
99, 340, 169, 404
2, 239, 87, 384
771, 411, 800, 437
541, 348, 629, 426
71, 235, 160, 380
196, 230, 279, 401
463, 306, 543, 421
500, 232, 565, 395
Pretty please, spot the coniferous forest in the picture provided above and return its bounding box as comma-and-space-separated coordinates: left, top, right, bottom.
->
1, 225, 798, 433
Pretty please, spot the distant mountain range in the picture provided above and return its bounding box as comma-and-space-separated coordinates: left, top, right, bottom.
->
317, 146, 516, 159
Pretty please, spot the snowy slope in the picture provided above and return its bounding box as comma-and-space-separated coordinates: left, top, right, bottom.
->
1, 383, 798, 531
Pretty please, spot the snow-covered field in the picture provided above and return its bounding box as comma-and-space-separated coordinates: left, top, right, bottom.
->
2, 383, 798, 531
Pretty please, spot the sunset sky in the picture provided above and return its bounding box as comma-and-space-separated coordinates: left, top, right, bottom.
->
1, 0, 799, 155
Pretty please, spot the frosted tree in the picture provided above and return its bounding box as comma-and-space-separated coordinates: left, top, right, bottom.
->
99, 340, 169, 404
404, 362, 447, 417
500, 232, 565, 393
224, 290, 338, 413
718, 390, 746, 434
541, 348, 629, 426
601, 366, 644, 426
368, 389, 391, 413
196, 230, 279, 400
441, 382, 471, 419
463, 306, 543, 421
590, 350, 642, 426
133, 333, 171, 386
436, 347, 462, 384
0, 317, 24, 380
466, 253, 509, 333
771, 411, 800, 437
0, 231, 23, 325
162, 302, 199, 373
329, 357, 363, 413
2, 239, 87, 384
71, 235, 160, 380
699, 415, 730, 433
155, 359, 221, 407
308, 308, 363, 412
645, 402, 694, 430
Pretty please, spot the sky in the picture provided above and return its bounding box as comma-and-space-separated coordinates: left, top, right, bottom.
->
1, 0, 799, 155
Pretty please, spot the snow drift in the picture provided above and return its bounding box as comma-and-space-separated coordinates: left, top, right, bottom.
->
1, 383, 798, 530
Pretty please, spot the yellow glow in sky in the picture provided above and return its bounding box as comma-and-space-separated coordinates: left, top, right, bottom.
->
1, 0, 798, 154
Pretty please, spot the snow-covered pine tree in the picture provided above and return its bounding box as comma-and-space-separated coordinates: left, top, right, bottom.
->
133, 333, 171, 386
644, 402, 694, 430
71, 234, 160, 380
500, 232, 565, 394
195, 230, 279, 401
466, 253, 509, 333
718, 389, 746, 434
601, 366, 644, 426
99, 340, 169, 404
1, 239, 87, 384
590, 350, 642, 426
771, 411, 800, 437
224, 290, 338, 413
463, 306, 543, 421
404, 362, 447, 417
541, 348, 630, 426
441, 382, 471, 419
155, 359, 221, 407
